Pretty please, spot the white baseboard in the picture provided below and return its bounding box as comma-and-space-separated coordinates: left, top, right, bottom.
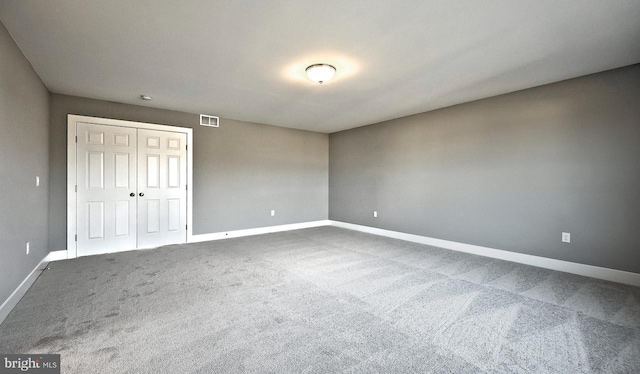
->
189, 220, 331, 243
0, 253, 53, 326
45, 250, 68, 262
329, 220, 640, 287
4, 220, 635, 327
60, 221, 331, 258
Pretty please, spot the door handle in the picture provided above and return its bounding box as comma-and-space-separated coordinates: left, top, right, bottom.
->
139, 192, 145, 197
129, 193, 135, 197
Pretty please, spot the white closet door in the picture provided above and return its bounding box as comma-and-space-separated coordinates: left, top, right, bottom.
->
137, 129, 187, 248
76, 123, 137, 256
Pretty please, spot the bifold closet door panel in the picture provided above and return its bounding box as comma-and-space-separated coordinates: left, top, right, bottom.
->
76, 123, 137, 256
136, 129, 187, 248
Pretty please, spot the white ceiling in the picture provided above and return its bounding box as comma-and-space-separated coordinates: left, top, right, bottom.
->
1, 1, 639, 133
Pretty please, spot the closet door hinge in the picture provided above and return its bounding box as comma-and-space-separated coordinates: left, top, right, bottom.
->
75, 234, 77, 242
75, 185, 77, 192
75, 135, 78, 143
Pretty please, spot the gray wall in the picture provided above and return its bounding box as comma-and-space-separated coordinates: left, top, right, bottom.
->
0, 22, 50, 303
330, 64, 640, 274
49, 94, 328, 250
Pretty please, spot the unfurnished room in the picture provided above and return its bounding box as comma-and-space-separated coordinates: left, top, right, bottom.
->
1, 1, 639, 373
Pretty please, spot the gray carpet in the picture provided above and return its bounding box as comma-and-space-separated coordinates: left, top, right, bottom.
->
1, 227, 639, 373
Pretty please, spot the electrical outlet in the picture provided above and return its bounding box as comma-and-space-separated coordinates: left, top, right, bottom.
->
26, 242, 30, 255
271, 210, 275, 217
373, 211, 378, 218
562, 232, 571, 243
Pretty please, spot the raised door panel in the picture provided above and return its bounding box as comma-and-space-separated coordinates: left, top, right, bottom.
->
87, 202, 104, 239
114, 133, 130, 147
114, 200, 130, 237
87, 151, 104, 189
146, 199, 161, 233
167, 199, 181, 231
114, 153, 130, 188
167, 156, 180, 188
146, 155, 160, 188
87, 131, 104, 145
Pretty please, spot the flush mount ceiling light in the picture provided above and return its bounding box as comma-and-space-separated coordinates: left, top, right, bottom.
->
305, 64, 336, 84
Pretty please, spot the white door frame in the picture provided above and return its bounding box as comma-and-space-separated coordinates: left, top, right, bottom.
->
67, 114, 194, 258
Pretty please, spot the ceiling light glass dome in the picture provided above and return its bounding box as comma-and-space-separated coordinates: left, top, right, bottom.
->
305, 64, 336, 84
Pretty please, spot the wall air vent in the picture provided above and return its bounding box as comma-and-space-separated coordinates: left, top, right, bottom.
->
200, 114, 219, 128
